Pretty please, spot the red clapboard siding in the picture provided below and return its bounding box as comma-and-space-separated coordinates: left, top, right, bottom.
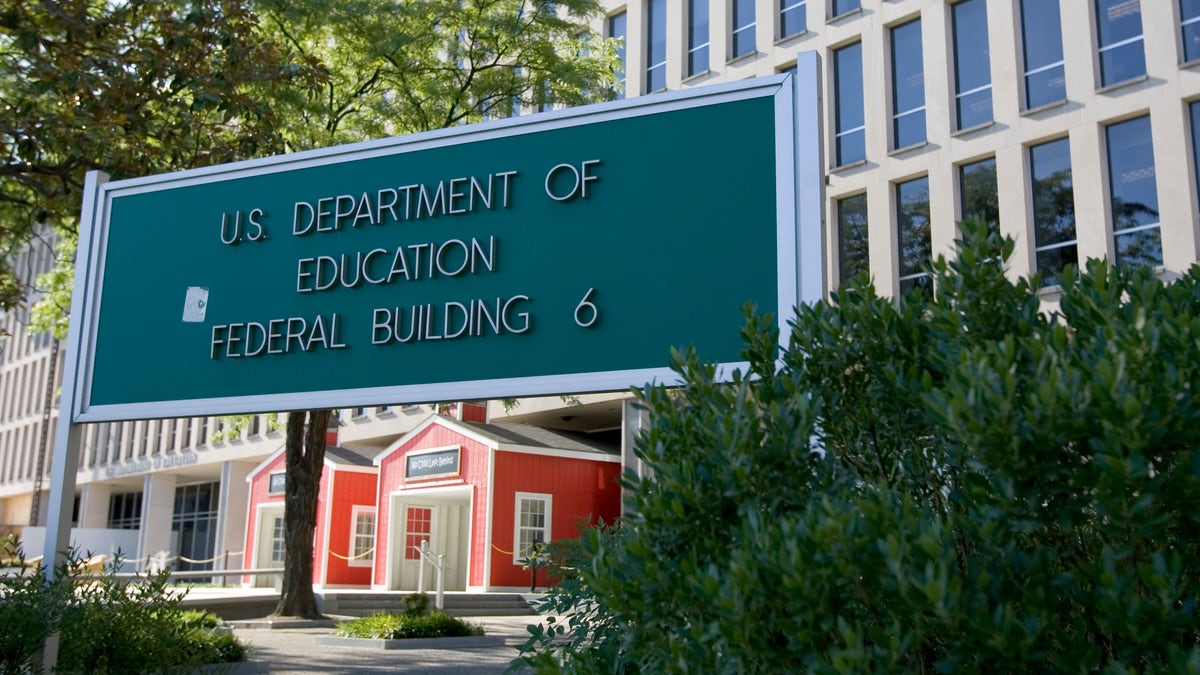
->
489, 451, 621, 588
323, 469, 378, 586
243, 450, 287, 585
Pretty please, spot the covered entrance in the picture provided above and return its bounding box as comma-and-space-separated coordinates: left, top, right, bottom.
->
387, 486, 471, 592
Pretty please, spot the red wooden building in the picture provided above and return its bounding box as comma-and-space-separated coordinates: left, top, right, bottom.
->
372, 415, 622, 592
243, 444, 379, 588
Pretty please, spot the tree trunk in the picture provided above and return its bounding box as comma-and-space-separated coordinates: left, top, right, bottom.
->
272, 408, 331, 618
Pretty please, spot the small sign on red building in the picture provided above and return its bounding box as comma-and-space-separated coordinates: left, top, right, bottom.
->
404, 447, 462, 481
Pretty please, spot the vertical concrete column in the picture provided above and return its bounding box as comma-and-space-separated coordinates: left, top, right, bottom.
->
996, 142, 1034, 281
625, 0, 647, 98
667, 0, 685, 86
216, 460, 254, 572
1070, 124, 1111, 263
77, 483, 113, 529
1152, 99, 1200, 275
621, 399, 649, 510
138, 471, 176, 570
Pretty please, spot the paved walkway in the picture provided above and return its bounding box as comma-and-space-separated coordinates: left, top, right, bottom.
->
230, 614, 542, 674
178, 587, 549, 673
219, 595, 544, 667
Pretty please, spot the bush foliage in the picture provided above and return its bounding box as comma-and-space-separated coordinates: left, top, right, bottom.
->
0, 537, 247, 674
514, 221, 1200, 673
335, 596, 483, 640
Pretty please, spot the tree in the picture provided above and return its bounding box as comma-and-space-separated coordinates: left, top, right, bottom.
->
274, 409, 331, 618
0, 0, 323, 325
515, 220, 1200, 673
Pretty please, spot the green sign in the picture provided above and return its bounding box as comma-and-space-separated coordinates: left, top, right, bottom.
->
71, 72, 819, 422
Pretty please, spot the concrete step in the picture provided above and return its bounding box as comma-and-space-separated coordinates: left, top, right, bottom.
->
321, 592, 540, 617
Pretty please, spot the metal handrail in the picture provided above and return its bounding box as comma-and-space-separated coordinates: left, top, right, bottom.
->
411, 540, 445, 610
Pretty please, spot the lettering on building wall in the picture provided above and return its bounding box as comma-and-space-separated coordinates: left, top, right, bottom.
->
103, 451, 200, 478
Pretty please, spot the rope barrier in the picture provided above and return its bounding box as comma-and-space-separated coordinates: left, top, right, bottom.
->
327, 548, 374, 561
177, 552, 225, 562
490, 542, 515, 555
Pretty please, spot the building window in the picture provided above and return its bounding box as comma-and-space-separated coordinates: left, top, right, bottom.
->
1019, 0, 1065, 109
1184, 0, 1200, 63
951, 0, 991, 130
514, 493, 552, 564
172, 482, 220, 574
646, 0, 667, 92
404, 506, 433, 560
890, 19, 926, 149
780, 0, 805, 39
959, 157, 999, 233
1096, 0, 1145, 87
731, 0, 756, 59
349, 507, 376, 567
1192, 102, 1200, 218
833, 41, 865, 166
831, 0, 859, 18
1106, 116, 1161, 267
1030, 137, 1077, 286
896, 176, 931, 293
107, 491, 143, 530
688, 0, 710, 76
270, 515, 285, 564
608, 12, 627, 98
837, 193, 869, 285
198, 417, 208, 446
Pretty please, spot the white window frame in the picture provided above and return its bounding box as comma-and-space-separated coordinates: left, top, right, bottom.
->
513, 492, 552, 566
348, 505, 376, 568
779, 0, 806, 40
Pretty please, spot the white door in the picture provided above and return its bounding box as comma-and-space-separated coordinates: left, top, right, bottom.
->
254, 508, 285, 588
391, 498, 469, 591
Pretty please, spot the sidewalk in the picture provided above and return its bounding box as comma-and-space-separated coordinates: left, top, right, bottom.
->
231, 615, 541, 674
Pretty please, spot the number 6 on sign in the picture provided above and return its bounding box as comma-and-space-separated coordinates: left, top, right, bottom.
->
574, 288, 599, 328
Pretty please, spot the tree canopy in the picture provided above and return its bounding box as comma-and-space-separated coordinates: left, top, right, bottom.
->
517, 220, 1200, 673
0, 0, 323, 319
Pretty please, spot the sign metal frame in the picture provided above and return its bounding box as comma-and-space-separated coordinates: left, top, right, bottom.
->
68, 68, 819, 424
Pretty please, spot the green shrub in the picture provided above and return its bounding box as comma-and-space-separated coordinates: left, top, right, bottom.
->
514, 220, 1200, 673
402, 592, 430, 617
0, 540, 248, 674
335, 611, 483, 640
0, 536, 69, 675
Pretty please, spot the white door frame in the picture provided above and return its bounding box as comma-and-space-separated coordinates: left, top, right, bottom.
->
385, 485, 473, 591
